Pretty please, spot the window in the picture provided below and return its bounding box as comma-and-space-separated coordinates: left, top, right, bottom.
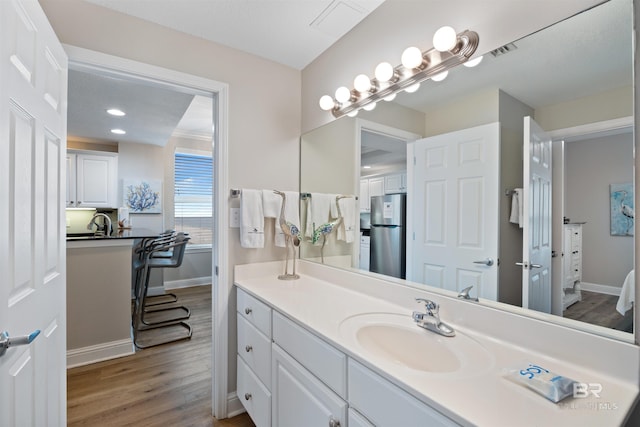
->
174, 150, 213, 246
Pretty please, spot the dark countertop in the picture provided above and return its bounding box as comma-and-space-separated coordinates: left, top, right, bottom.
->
66, 228, 160, 241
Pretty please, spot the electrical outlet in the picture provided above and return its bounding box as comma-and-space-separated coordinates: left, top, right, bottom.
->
230, 208, 240, 228
66, 217, 71, 228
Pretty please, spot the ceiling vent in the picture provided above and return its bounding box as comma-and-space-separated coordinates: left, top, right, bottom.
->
490, 42, 518, 57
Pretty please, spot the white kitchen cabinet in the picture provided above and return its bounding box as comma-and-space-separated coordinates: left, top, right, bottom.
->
359, 235, 370, 270
562, 223, 583, 310
384, 173, 407, 194
67, 150, 118, 208
360, 177, 385, 212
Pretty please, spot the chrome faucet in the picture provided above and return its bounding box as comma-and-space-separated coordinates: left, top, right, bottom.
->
458, 285, 479, 302
87, 213, 112, 236
412, 298, 455, 337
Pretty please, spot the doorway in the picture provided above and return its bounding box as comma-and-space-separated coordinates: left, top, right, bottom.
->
66, 46, 230, 417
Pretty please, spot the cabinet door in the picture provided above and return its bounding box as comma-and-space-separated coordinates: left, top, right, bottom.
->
75, 153, 117, 208
359, 179, 370, 212
369, 177, 385, 198
384, 174, 403, 194
272, 345, 347, 427
66, 152, 77, 207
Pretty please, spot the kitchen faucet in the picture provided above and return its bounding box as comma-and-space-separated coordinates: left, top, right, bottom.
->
412, 298, 455, 337
87, 213, 112, 236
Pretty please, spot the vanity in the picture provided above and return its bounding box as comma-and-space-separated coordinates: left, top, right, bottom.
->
235, 260, 639, 426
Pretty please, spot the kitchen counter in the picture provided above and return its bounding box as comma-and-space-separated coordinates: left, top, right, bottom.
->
66, 227, 160, 241
234, 260, 639, 426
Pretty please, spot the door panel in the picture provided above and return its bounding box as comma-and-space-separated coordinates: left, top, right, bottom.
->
522, 117, 552, 313
1, 1, 67, 425
408, 123, 500, 300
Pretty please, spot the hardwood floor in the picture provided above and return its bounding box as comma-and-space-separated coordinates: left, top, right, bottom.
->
67, 285, 255, 427
563, 290, 633, 333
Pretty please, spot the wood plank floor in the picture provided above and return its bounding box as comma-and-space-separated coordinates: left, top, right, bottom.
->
564, 290, 634, 333
67, 285, 255, 427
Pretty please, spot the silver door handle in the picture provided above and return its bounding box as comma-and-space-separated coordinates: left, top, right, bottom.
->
0, 330, 40, 357
516, 262, 543, 269
473, 258, 494, 266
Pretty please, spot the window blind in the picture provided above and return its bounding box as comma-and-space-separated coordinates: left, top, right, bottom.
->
174, 151, 213, 245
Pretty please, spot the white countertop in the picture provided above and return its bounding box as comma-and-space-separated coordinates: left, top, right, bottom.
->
234, 261, 639, 427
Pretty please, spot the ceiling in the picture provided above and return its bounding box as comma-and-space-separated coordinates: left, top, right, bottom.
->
68, 0, 385, 147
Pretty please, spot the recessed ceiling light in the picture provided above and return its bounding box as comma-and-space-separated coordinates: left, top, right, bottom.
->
363, 165, 371, 169
111, 129, 126, 135
106, 108, 125, 116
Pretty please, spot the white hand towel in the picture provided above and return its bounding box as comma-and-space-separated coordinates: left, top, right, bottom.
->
305, 193, 333, 239
616, 269, 635, 315
509, 188, 524, 228
263, 190, 300, 247
240, 189, 264, 248
333, 197, 356, 243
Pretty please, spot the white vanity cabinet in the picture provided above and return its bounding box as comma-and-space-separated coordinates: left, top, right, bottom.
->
236, 289, 272, 427
66, 150, 118, 208
236, 286, 459, 427
562, 223, 583, 309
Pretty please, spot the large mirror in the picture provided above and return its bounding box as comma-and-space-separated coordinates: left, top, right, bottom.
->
300, 0, 634, 339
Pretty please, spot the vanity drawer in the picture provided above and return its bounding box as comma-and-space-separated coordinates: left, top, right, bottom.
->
237, 356, 271, 427
272, 311, 347, 398
348, 359, 459, 427
237, 314, 271, 386
237, 287, 272, 337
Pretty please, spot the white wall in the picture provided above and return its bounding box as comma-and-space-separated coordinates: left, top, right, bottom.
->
565, 133, 634, 289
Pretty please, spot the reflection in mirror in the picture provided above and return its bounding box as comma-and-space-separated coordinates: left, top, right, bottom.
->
300, 0, 634, 339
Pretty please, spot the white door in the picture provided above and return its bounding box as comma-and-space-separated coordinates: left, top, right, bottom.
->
521, 117, 552, 313
1, 1, 67, 426
407, 123, 500, 300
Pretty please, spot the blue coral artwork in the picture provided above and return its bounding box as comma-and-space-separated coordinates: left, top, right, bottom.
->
124, 180, 162, 214
610, 183, 634, 236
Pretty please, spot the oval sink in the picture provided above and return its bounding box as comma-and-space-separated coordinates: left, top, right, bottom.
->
339, 312, 494, 376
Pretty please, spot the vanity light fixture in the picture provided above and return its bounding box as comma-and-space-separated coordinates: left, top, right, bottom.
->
319, 27, 480, 118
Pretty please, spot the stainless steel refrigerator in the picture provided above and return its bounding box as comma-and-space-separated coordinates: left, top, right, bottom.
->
370, 193, 406, 279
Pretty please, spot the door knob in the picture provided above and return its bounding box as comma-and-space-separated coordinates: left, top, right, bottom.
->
0, 330, 40, 357
473, 258, 494, 266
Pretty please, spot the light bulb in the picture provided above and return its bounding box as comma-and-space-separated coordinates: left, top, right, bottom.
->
401, 46, 423, 69
375, 62, 394, 82
319, 95, 335, 111
433, 26, 457, 52
463, 55, 484, 68
404, 83, 420, 93
431, 71, 448, 82
335, 86, 351, 103
353, 74, 372, 93
383, 93, 396, 102
347, 110, 359, 117
363, 102, 376, 111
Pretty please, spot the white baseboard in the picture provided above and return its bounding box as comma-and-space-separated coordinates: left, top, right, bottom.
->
580, 282, 622, 296
67, 338, 134, 369
226, 392, 246, 418
164, 276, 212, 290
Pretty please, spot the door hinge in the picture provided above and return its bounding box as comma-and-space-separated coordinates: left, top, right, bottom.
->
413, 156, 416, 165
215, 266, 219, 276
412, 232, 415, 240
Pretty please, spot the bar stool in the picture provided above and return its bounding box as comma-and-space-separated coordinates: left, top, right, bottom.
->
133, 232, 192, 349
133, 230, 179, 306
